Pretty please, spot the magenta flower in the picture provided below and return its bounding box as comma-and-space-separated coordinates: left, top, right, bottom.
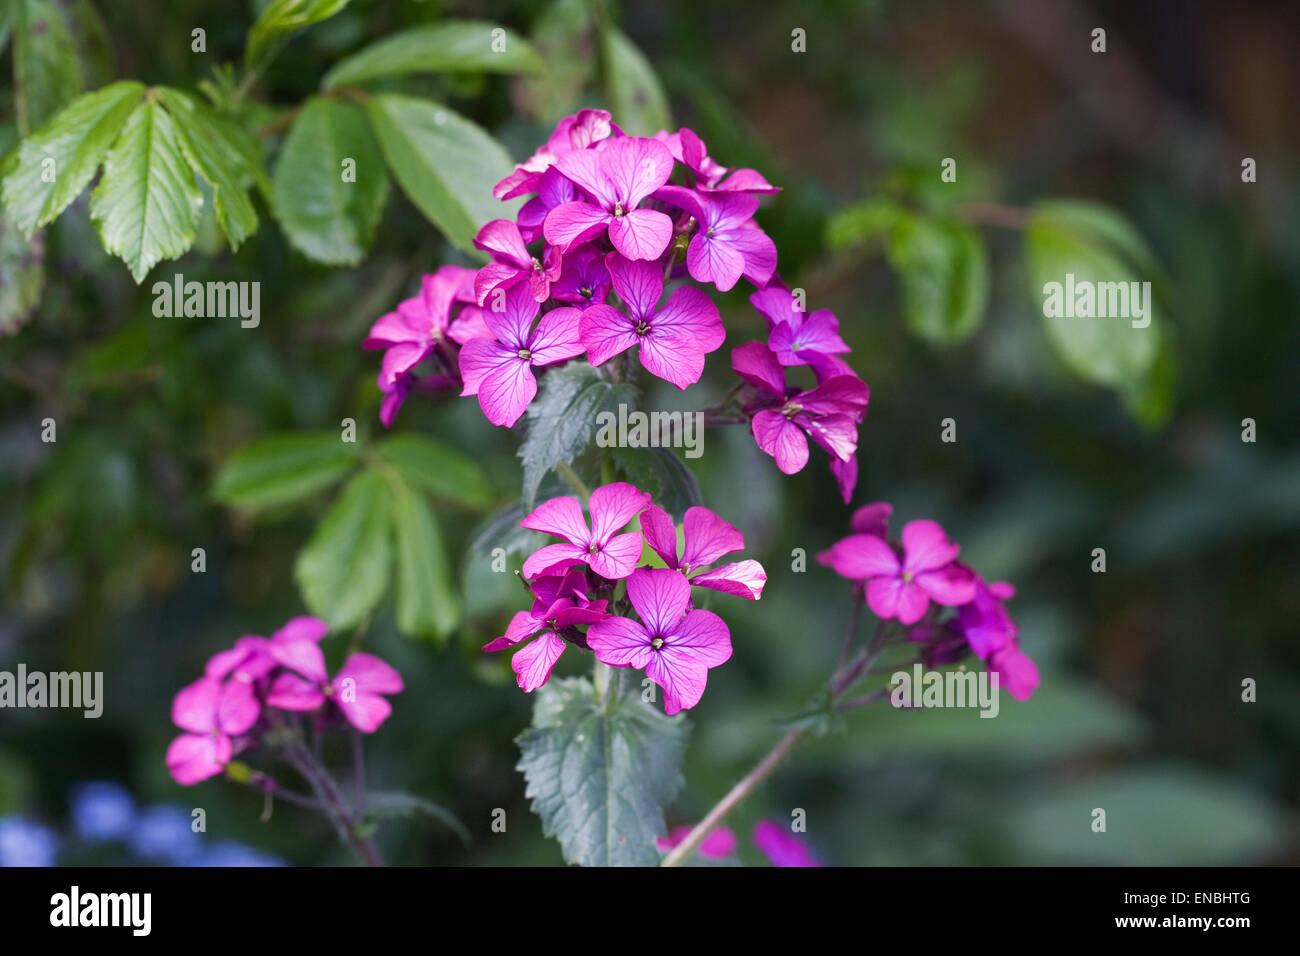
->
817, 519, 977, 625
990, 645, 1040, 701
205, 615, 328, 684
640, 503, 766, 600
165, 677, 260, 785
516, 167, 578, 243
849, 501, 893, 539
768, 308, 850, 367
951, 576, 1018, 660
587, 568, 732, 715
657, 127, 780, 195
362, 266, 477, 424
544, 136, 676, 261
753, 820, 824, 867
267, 644, 404, 734
579, 254, 724, 388
656, 186, 776, 291
472, 218, 562, 305
458, 282, 585, 427
732, 341, 869, 495
520, 482, 651, 580
494, 109, 619, 202
550, 245, 611, 310
482, 569, 609, 692
656, 824, 738, 859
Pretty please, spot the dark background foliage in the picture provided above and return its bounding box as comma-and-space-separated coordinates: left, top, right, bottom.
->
1, 0, 1297, 865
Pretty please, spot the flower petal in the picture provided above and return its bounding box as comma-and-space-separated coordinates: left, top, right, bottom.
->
587, 616, 654, 669
816, 533, 900, 580
171, 676, 220, 735
692, 560, 767, 600
579, 303, 639, 367
752, 410, 809, 474
626, 567, 691, 636
901, 519, 961, 573
510, 630, 568, 693
680, 506, 744, 569
609, 208, 673, 261
588, 482, 651, 543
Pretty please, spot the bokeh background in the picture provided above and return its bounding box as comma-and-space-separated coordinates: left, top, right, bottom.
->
2, 0, 1298, 866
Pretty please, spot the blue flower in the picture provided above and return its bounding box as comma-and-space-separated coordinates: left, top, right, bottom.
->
0, 817, 58, 867
70, 781, 136, 842
128, 804, 201, 865
192, 841, 286, 867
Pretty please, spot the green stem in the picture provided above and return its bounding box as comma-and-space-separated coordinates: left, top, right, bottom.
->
555, 461, 591, 499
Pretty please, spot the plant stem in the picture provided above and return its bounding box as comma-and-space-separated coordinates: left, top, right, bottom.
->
958, 201, 1031, 229
285, 742, 384, 867
555, 460, 591, 499
660, 727, 806, 868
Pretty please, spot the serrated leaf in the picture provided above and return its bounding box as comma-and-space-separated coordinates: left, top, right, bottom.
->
518, 364, 637, 508
609, 447, 702, 521
601, 28, 670, 137
2, 80, 143, 237
375, 433, 492, 510
389, 475, 458, 642
295, 468, 392, 630
362, 790, 471, 845
272, 96, 388, 266
365, 93, 519, 253
212, 431, 360, 510
0, 213, 43, 334
14, 0, 82, 135
516, 677, 689, 867
89, 99, 203, 282
886, 215, 988, 344
155, 88, 260, 251
245, 0, 351, 72
323, 19, 541, 89
1025, 213, 1159, 387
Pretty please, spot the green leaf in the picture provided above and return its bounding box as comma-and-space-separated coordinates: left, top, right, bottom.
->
13, 0, 82, 135
322, 20, 542, 89
362, 790, 471, 846
294, 468, 392, 630
375, 433, 492, 510
272, 96, 388, 266
610, 447, 702, 521
1025, 210, 1160, 387
516, 677, 689, 867
1121, 323, 1177, 428
1030, 199, 1161, 278
0, 212, 43, 334
826, 198, 904, 252
365, 93, 518, 254
245, 0, 351, 73
1, 81, 143, 238
886, 215, 988, 344
1004, 764, 1283, 865
155, 88, 261, 251
213, 432, 360, 510
518, 364, 637, 509
89, 99, 203, 282
389, 475, 458, 643
601, 28, 671, 137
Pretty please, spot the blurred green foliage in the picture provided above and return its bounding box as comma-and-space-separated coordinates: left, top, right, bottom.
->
1, 0, 1298, 866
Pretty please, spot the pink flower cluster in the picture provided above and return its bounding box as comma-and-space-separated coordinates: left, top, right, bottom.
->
485, 481, 766, 714
817, 502, 1040, 700
165, 616, 403, 785
361, 109, 871, 500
